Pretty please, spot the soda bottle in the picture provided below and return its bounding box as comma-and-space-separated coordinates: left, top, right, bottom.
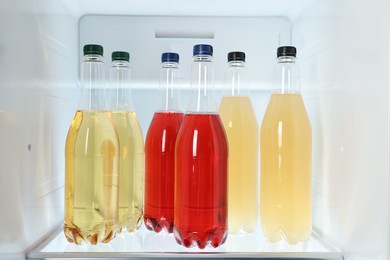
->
174, 44, 228, 249
144, 52, 184, 233
108, 51, 144, 233
260, 46, 312, 244
218, 51, 258, 234
64, 44, 119, 244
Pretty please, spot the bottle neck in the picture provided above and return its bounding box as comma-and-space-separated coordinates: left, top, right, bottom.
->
224, 60, 247, 96
278, 56, 296, 64
79, 54, 106, 110
228, 60, 245, 67
108, 60, 133, 111
162, 61, 178, 69
194, 54, 213, 62
188, 54, 216, 113
158, 61, 181, 112
272, 56, 301, 94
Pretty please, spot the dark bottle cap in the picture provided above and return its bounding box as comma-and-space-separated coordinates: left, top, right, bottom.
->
83, 44, 103, 56
277, 46, 297, 58
228, 51, 246, 62
193, 44, 213, 56
112, 51, 130, 62
161, 52, 179, 63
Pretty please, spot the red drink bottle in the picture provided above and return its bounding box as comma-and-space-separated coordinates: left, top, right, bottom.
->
144, 53, 184, 233
173, 44, 228, 249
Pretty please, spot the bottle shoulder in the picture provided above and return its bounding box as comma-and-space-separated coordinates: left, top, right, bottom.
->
262, 93, 311, 128
66, 110, 120, 154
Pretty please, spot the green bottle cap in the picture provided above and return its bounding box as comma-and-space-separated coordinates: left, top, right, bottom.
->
112, 51, 130, 62
83, 44, 103, 56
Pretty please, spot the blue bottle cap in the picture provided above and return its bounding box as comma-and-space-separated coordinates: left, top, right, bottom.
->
193, 44, 213, 56
161, 52, 179, 63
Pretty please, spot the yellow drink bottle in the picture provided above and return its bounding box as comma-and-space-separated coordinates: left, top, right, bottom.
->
260, 46, 312, 244
109, 52, 144, 233
218, 52, 258, 234
64, 45, 119, 245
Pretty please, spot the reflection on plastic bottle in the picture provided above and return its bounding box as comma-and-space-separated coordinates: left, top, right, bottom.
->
224, 232, 262, 252
64, 241, 115, 253
144, 226, 228, 252
144, 229, 178, 252
110, 231, 142, 251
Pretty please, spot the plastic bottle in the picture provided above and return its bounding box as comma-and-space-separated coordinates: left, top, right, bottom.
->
108, 51, 144, 233
218, 51, 258, 234
144, 52, 184, 233
174, 44, 228, 249
64, 44, 119, 245
260, 46, 312, 244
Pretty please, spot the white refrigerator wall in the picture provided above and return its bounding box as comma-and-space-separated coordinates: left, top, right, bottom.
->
0, 0, 79, 258
293, 0, 390, 259
0, 0, 389, 259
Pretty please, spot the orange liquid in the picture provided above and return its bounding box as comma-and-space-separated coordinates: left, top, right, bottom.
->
260, 93, 312, 244
218, 96, 258, 234
64, 110, 119, 245
110, 111, 144, 233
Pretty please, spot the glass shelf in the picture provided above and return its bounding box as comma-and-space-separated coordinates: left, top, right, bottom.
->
28, 224, 343, 259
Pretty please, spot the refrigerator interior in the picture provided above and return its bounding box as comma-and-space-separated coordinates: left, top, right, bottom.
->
0, 0, 389, 259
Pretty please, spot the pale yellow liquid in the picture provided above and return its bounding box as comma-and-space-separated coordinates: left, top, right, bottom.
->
260, 93, 312, 244
110, 111, 144, 233
64, 110, 119, 245
218, 96, 259, 234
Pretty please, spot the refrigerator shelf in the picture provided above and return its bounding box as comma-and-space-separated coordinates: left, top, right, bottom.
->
28, 225, 343, 259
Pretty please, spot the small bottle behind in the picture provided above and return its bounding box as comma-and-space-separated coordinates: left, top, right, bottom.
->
144, 52, 184, 233
174, 44, 228, 249
109, 51, 144, 233
260, 46, 312, 244
64, 44, 119, 244
218, 52, 259, 234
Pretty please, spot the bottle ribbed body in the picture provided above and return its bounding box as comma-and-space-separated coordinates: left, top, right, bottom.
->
145, 53, 183, 233
260, 46, 312, 244
109, 52, 144, 233
218, 53, 258, 234
64, 45, 120, 244
174, 45, 228, 249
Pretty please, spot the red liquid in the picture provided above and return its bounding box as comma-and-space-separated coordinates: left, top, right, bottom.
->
144, 111, 184, 233
173, 113, 228, 249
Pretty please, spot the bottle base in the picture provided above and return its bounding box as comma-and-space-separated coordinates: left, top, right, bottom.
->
118, 216, 143, 234
228, 222, 257, 235
173, 226, 228, 249
263, 226, 312, 245
63, 223, 117, 245
144, 215, 174, 233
